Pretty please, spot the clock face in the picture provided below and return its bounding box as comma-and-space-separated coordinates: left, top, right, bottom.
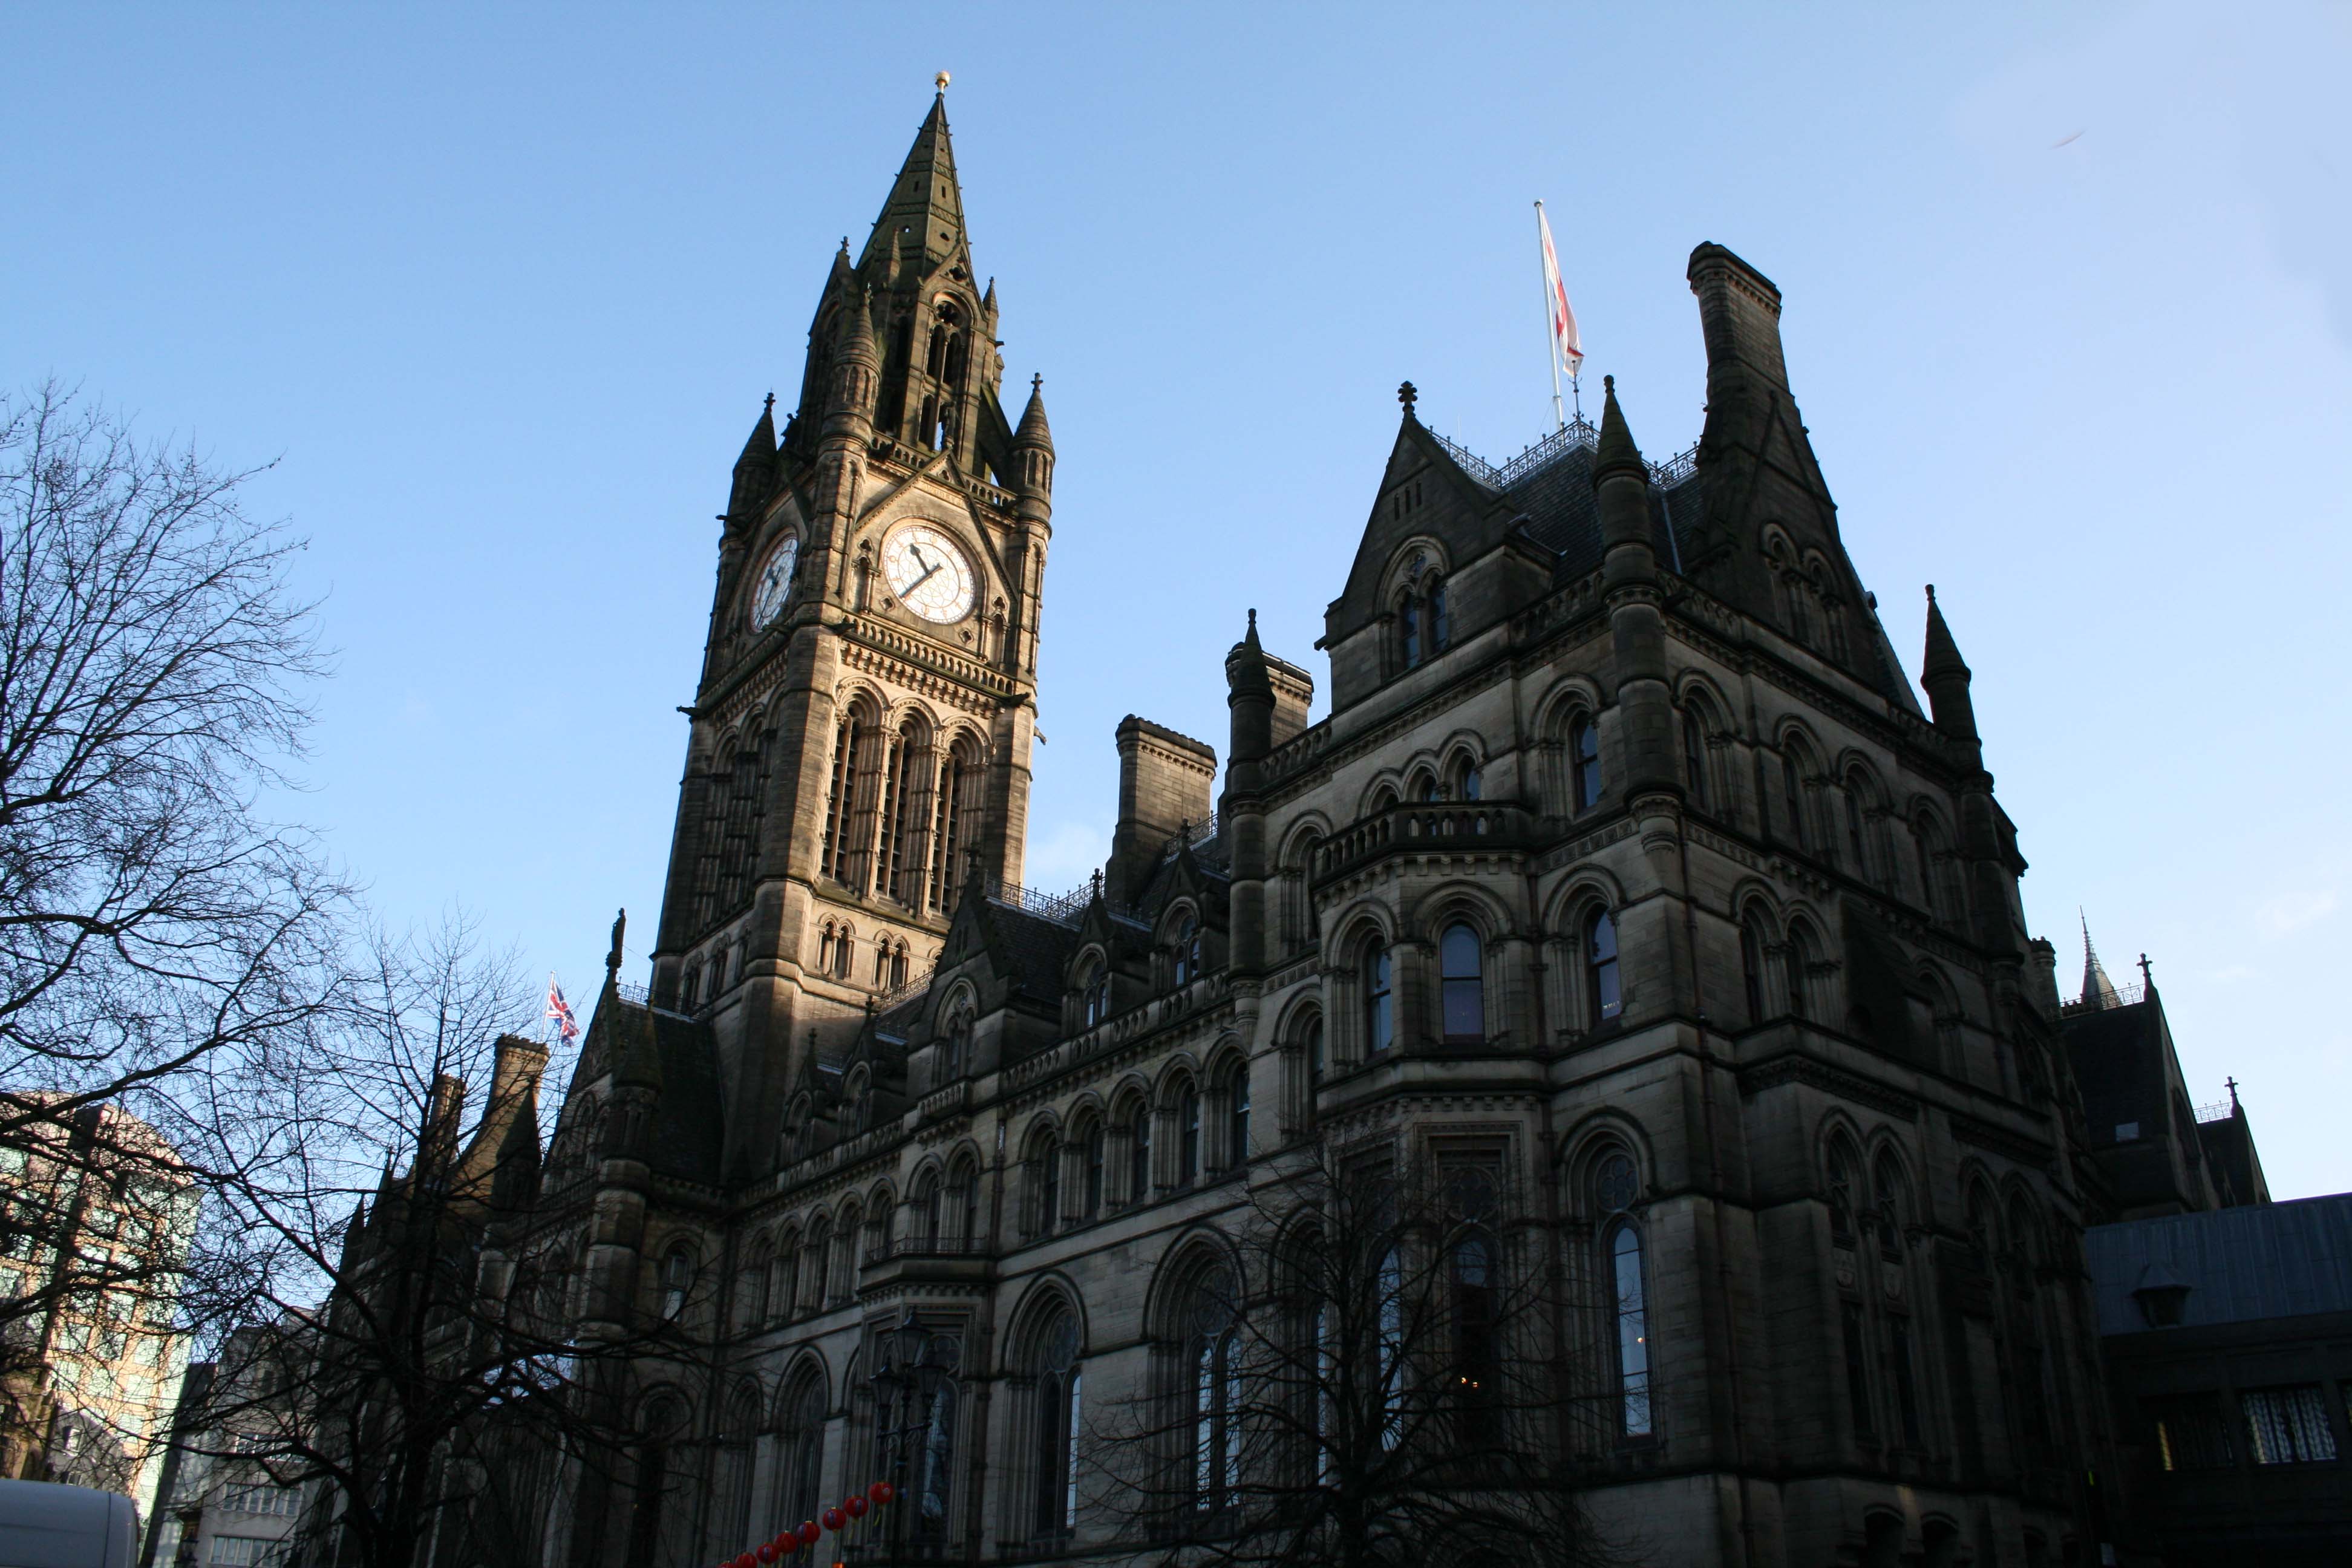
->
750, 535, 799, 629
880, 524, 976, 624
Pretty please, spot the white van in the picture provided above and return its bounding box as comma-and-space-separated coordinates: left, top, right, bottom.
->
0, 1480, 140, 1568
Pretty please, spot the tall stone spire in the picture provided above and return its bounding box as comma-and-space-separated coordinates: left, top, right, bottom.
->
858, 88, 969, 274
2079, 912, 2122, 1010
1920, 584, 1978, 742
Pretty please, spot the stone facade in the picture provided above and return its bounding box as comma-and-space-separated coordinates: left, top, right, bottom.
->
486, 92, 2136, 1568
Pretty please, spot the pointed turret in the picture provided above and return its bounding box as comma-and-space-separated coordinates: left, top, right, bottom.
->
1226, 609, 1277, 765
858, 90, 969, 275
1593, 373, 1648, 488
725, 394, 776, 523
1921, 584, 1978, 741
2079, 913, 2122, 1010
1593, 377, 1678, 803
825, 287, 880, 438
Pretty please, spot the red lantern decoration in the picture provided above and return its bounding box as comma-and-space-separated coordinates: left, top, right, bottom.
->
846, 1495, 869, 1520
797, 1521, 822, 1547
758, 1544, 779, 1564
870, 1480, 895, 1506
736, 1555, 757, 1568
821, 1508, 846, 1533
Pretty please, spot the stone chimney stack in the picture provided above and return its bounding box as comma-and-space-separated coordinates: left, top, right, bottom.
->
1105, 716, 1215, 906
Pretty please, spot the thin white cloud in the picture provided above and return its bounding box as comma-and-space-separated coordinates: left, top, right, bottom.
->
2256, 890, 2339, 939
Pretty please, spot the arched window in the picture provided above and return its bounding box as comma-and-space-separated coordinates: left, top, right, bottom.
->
835, 928, 855, 980
1682, 707, 1710, 810
1826, 1140, 1858, 1244
1128, 1104, 1152, 1204
1739, 916, 1769, 1024
951, 1158, 980, 1247
1177, 1085, 1202, 1187
941, 1004, 973, 1081
1034, 1132, 1062, 1236
1572, 716, 1602, 811
1412, 774, 1439, 804
779, 1372, 825, 1530
806, 1220, 832, 1308
1304, 1017, 1325, 1099
1585, 910, 1622, 1025
916, 1172, 944, 1250
817, 923, 836, 976
1784, 921, 1816, 1021
846, 1069, 874, 1133
1078, 958, 1109, 1028
1873, 1153, 1923, 1446
1082, 1123, 1106, 1220
1454, 756, 1483, 800
1223, 1062, 1250, 1168
1596, 1152, 1650, 1437
1428, 577, 1450, 652
1451, 1227, 1498, 1445
624, 1397, 688, 1568
659, 1247, 693, 1321
1781, 751, 1809, 849
1170, 910, 1201, 988
1189, 1273, 1241, 1512
890, 941, 910, 987
1399, 592, 1422, 668
1363, 942, 1394, 1055
1843, 773, 1871, 879
771, 1234, 800, 1321
1031, 1311, 1082, 1537
1439, 921, 1485, 1044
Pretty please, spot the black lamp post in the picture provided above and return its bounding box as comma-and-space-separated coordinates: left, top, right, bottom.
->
868, 1310, 952, 1568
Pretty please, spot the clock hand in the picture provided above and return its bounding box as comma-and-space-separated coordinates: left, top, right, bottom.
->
903, 563, 942, 598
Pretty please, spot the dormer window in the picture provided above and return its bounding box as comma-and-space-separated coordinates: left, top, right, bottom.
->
1078, 959, 1110, 1028
1169, 911, 1201, 988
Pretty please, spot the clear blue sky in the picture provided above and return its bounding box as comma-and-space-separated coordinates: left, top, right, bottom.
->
7, 4, 2348, 1195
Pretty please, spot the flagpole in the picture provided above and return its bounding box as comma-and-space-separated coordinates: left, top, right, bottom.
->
1535, 201, 1566, 433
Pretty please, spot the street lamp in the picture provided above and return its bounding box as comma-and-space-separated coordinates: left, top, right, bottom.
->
868, 1310, 954, 1568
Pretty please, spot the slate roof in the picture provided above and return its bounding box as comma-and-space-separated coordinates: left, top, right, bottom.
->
2086, 1193, 2352, 1335
1497, 439, 1704, 582
981, 895, 1085, 1002
588, 992, 725, 1187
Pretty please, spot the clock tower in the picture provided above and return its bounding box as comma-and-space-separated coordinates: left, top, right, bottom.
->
646, 86, 1053, 1175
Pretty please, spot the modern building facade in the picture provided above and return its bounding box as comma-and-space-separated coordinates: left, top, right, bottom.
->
2085, 1194, 2352, 1565
0, 1099, 194, 1524
408, 91, 2165, 1568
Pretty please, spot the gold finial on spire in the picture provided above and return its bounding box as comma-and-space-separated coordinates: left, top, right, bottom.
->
935, 70, 950, 92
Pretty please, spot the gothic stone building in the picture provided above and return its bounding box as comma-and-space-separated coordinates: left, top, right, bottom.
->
492, 93, 2126, 1568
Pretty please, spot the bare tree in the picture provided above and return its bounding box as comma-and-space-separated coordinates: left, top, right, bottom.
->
1090, 1136, 1623, 1568
0, 379, 345, 1472
169, 915, 690, 1568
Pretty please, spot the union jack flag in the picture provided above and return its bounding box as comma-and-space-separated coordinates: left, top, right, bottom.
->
546, 974, 579, 1047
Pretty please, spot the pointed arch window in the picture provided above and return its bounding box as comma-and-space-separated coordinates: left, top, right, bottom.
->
952, 1158, 980, 1248
1843, 774, 1871, 879
1128, 1104, 1152, 1204
1451, 1227, 1500, 1445
1177, 1086, 1202, 1187
1428, 576, 1450, 651
779, 1373, 825, 1526
659, 1246, 693, 1321
941, 1005, 973, 1081
1440, 921, 1485, 1044
1682, 707, 1710, 810
1190, 1279, 1242, 1512
1399, 593, 1422, 668
1572, 715, 1602, 811
1363, 942, 1394, 1054
1740, 916, 1769, 1025
1170, 910, 1201, 988
1784, 922, 1814, 1021
1034, 1132, 1062, 1236
1079, 958, 1110, 1028
1590, 1152, 1650, 1437
1223, 1062, 1250, 1168
1585, 910, 1623, 1025
1781, 751, 1809, 849
1082, 1123, 1105, 1220
1032, 1313, 1082, 1537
